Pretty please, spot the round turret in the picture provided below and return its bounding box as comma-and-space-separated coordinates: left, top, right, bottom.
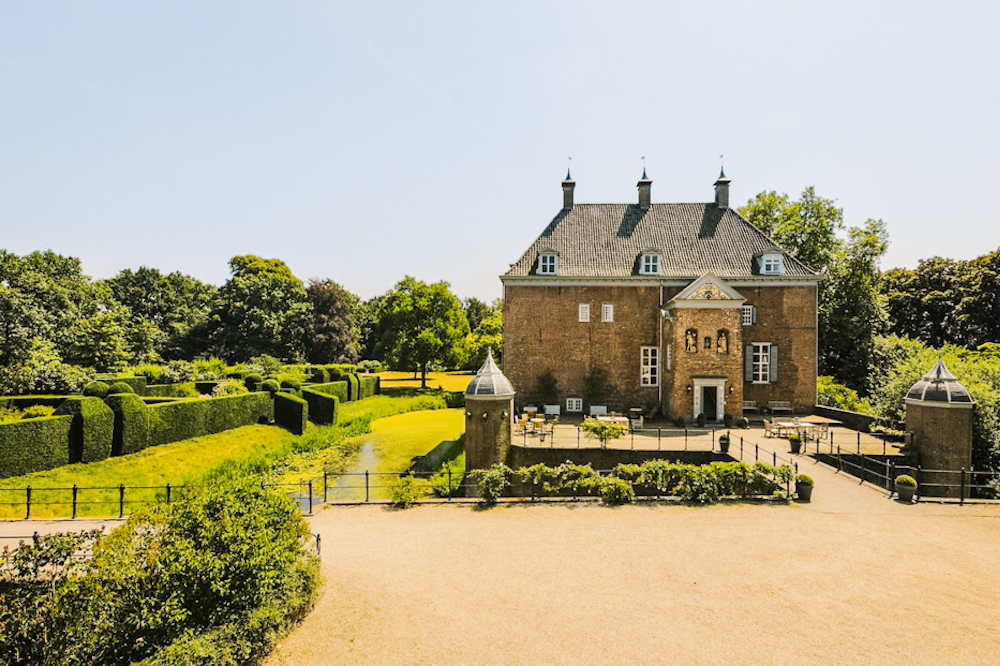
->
905, 359, 973, 404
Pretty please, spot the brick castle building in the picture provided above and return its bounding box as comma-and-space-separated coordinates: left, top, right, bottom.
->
501, 169, 820, 422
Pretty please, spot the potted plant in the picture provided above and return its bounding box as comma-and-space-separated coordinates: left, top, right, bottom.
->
788, 432, 802, 454
696, 413, 706, 428
718, 431, 731, 454
795, 474, 814, 502
894, 474, 917, 503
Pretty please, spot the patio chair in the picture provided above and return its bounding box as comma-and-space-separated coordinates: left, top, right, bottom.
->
763, 419, 774, 438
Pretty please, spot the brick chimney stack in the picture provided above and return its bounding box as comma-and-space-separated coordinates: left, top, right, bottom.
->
637, 168, 652, 210
562, 170, 575, 210
714, 167, 731, 209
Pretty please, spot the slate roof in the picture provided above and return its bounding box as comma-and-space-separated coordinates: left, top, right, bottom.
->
465, 350, 515, 399
502, 203, 818, 279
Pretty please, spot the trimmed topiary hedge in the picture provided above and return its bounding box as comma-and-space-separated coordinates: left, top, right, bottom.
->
243, 373, 263, 392
301, 388, 338, 426
143, 383, 198, 399
83, 381, 110, 398
54, 397, 114, 465
345, 374, 360, 401
146, 393, 274, 448
359, 375, 378, 400
305, 366, 329, 384
94, 375, 147, 395
107, 382, 136, 396
0, 415, 73, 479
274, 392, 308, 435
0, 396, 69, 410
105, 393, 149, 456
307, 381, 348, 403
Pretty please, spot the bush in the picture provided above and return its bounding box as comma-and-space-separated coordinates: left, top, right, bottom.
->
308, 381, 348, 403
356, 360, 383, 373
599, 476, 635, 505
274, 392, 308, 435
389, 475, 425, 508
53, 396, 114, 465
472, 463, 511, 506
248, 354, 283, 375
107, 381, 136, 395
0, 412, 73, 478
301, 388, 339, 426
159, 360, 197, 384
32, 362, 91, 395
146, 394, 274, 448
104, 393, 149, 456
130, 363, 162, 383
817, 375, 874, 414
895, 474, 917, 487
211, 379, 249, 398
261, 379, 280, 394
83, 381, 110, 398
359, 375, 378, 400
796, 474, 814, 485
243, 372, 263, 392
280, 378, 302, 391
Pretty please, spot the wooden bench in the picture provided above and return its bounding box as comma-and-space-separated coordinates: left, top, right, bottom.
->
742, 400, 758, 414
768, 401, 792, 416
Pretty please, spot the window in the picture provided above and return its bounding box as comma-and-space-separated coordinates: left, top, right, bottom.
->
601, 303, 614, 322
641, 347, 659, 386
751, 343, 771, 383
566, 397, 583, 412
760, 253, 784, 275
741, 305, 756, 326
578, 303, 590, 322
539, 254, 558, 274
641, 254, 661, 275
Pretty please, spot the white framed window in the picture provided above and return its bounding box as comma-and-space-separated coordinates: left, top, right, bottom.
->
601, 303, 614, 322
751, 342, 771, 383
760, 253, 784, 275
578, 303, 590, 322
539, 254, 558, 275
566, 397, 583, 412
741, 305, 756, 325
641, 347, 659, 386
641, 254, 661, 275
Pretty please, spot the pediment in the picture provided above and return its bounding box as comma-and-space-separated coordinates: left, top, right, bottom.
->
669, 273, 745, 309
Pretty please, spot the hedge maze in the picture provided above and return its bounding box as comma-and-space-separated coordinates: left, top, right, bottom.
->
0, 366, 382, 479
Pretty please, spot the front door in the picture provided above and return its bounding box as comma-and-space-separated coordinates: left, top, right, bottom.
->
702, 386, 718, 420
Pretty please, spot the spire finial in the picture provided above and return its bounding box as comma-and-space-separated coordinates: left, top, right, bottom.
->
719, 154, 725, 178
641, 155, 647, 179
566, 156, 572, 181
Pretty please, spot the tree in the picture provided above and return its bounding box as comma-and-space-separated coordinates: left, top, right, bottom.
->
356, 294, 387, 362
739, 187, 843, 272
462, 309, 503, 370
210, 256, 311, 362
462, 297, 494, 333
375, 276, 470, 387
304, 279, 360, 363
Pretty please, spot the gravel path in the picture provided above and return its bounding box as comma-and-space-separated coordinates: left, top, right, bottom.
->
266, 489, 1000, 665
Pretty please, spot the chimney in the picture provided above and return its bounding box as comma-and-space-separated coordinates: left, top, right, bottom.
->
562, 169, 575, 210
637, 168, 652, 210
714, 167, 731, 209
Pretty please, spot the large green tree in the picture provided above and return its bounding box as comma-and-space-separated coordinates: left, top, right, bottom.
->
740, 188, 889, 390
375, 276, 469, 387
210, 256, 311, 362
304, 278, 359, 364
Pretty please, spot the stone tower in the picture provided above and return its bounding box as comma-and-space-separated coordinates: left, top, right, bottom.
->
463, 350, 515, 472
904, 359, 975, 497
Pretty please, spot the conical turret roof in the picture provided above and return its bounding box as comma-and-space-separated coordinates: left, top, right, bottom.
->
464, 349, 515, 399
905, 359, 974, 404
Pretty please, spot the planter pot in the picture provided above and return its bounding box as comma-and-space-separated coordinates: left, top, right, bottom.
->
789, 439, 802, 454
795, 481, 813, 502
719, 439, 730, 453
896, 485, 916, 503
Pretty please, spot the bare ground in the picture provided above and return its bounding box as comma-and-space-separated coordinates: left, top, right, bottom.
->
266, 490, 1000, 665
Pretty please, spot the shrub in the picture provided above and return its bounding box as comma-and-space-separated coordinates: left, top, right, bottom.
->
356, 360, 383, 373
160, 360, 197, 384
261, 379, 280, 394
274, 392, 308, 435
359, 375, 378, 400
21, 404, 55, 419
817, 375, 874, 414
695, 413, 706, 428
243, 372, 263, 392
599, 476, 635, 505
53, 397, 114, 465
389, 475, 425, 508
32, 362, 91, 395
472, 463, 512, 506
248, 354, 283, 375
301, 388, 338, 426
280, 378, 302, 391
345, 374, 360, 400
796, 474, 814, 485
83, 381, 110, 398
211, 379, 250, 398
308, 381, 348, 403
895, 474, 917, 487
0, 412, 73, 478
107, 381, 136, 395
104, 393, 149, 456
193, 357, 231, 380
130, 363, 162, 383
536, 370, 559, 405
580, 419, 626, 448
145, 394, 274, 448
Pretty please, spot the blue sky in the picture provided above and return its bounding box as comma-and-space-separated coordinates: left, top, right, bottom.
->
2, 1, 998, 301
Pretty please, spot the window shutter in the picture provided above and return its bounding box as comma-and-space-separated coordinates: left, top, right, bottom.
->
744, 345, 753, 382
752, 306, 758, 325
769, 344, 779, 383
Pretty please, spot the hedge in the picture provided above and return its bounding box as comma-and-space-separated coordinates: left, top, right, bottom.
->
359, 375, 378, 400
93, 375, 147, 395
305, 366, 330, 384
146, 393, 274, 448
0, 415, 73, 479
0, 396, 70, 410
144, 383, 197, 398
345, 374, 360, 401
54, 397, 114, 465
105, 393, 149, 456
194, 381, 220, 396
274, 392, 308, 435
307, 381, 348, 404
301, 388, 338, 426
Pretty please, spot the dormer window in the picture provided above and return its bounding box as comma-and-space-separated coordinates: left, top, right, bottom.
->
538, 252, 558, 275
759, 253, 785, 275
640, 252, 662, 275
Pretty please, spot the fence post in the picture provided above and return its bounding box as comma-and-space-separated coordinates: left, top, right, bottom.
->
772, 451, 777, 466
447, 467, 453, 501
308, 480, 314, 514
838, 446, 843, 471
685, 428, 688, 450
740, 436, 744, 460
960, 467, 966, 505
885, 459, 890, 491
72, 484, 78, 519
829, 431, 834, 454
118, 484, 125, 519
26, 485, 31, 520
657, 427, 661, 449
577, 427, 580, 448
315, 533, 321, 558
631, 429, 634, 450
323, 472, 328, 503
755, 442, 759, 462
166, 483, 172, 504
916, 465, 922, 501
365, 471, 370, 503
